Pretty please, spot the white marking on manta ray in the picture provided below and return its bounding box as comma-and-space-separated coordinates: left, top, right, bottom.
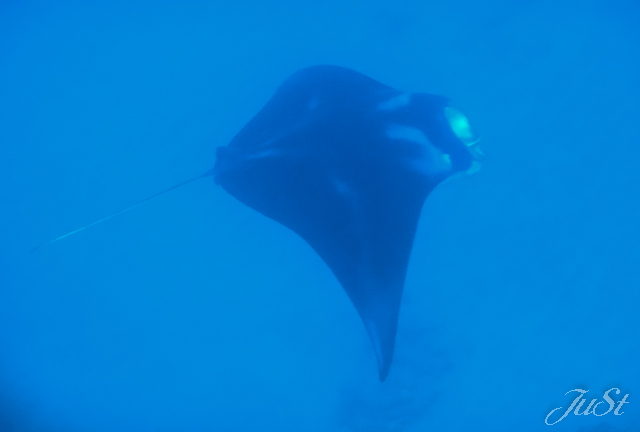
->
377, 93, 411, 111
466, 160, 481, 175
246, 148, 282, 160
385, 123, 453, 176
385, 123, 429, 145
440, 160, 483, 187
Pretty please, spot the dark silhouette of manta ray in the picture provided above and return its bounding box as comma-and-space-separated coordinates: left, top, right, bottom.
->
35, 65, 482, 381
214, 65, 482, 381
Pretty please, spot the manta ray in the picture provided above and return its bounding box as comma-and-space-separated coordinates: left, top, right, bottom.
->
37, 65, 482, 381
214, 65, 482, 380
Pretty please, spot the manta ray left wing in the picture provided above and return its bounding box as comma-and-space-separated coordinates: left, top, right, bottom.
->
214, 65, 482, 381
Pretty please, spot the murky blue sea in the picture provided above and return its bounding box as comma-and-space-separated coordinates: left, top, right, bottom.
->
1, 1, 638, 431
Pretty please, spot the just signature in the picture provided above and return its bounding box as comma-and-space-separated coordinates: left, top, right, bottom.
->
545, 388, 630, 425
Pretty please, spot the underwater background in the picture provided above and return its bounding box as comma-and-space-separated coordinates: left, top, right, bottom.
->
1, 0, 639, 431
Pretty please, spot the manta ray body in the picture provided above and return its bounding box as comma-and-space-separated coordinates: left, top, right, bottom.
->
214, 65, 482, 381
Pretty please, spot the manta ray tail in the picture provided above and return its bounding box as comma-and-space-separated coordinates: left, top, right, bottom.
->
31, 170, 213, 252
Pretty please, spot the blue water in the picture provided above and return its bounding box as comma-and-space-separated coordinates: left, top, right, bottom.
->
1, 1, 639, 431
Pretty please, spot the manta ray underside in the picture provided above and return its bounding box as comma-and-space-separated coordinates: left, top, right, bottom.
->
214, 65, 482, 381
